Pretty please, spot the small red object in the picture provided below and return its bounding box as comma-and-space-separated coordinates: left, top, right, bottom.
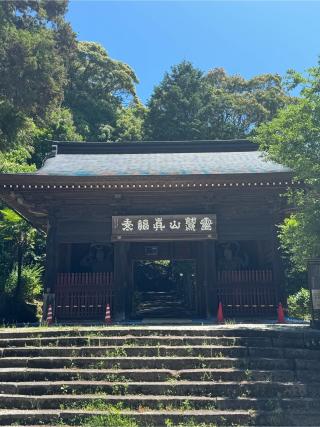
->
277, 303, 286, 324
217, 302, 224, 323
105, 304, 111, 324
46, 304, 53, 325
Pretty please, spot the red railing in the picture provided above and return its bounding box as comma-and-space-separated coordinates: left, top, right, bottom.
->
217, 269, 277, 315
55, 272, 113, 320
217, 269, 273, 283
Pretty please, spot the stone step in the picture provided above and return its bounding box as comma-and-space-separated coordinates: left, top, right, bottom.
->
1, 394, 320, 412
1, 344, 320, 359
0, 367, 296, 382
0, 408, 320, 426
0, 408, 254, 426
0, 325, 317, 342
0, 335, 275, 348
0, 327, 318, 352
1, 380, 320, 398
0, 325, 319, 426
0, 326, 280, 338
2, 333, 316, 350
0, 356, 304, 370
0, 334, 320, 348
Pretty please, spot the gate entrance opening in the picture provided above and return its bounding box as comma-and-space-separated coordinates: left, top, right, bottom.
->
132, 259, 197, 319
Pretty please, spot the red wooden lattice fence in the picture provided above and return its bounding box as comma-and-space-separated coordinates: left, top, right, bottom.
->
55, 272, 113, 320
217, 269, 277, 315
217, 269, 273, 283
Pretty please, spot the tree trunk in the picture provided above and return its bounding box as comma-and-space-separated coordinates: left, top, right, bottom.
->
15, 245, 23, 299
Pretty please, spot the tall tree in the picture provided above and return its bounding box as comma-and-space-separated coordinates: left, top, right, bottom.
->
113, 102, 147, 142
0, 0, 76, 149
254, 65, 320, 272
146, 62, 205, 140
64, 41, 139, 140
146, 62, 290, 141
200, 68, 290, 139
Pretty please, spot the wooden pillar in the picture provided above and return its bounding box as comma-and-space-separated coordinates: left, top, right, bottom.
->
43, 213, 58, 320
44, 214, 58, 292
195, 241, 212, 318
113, 241, 129, 321
194, 242, 202, 317
271, 230, 285, 310
206, 240, 217, 318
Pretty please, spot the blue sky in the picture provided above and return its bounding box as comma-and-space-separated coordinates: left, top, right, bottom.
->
67, 1, 320, 103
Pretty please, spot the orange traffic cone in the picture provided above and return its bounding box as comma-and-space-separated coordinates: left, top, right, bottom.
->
46, 304, 53, 325
217, 302, 224, 323
105, 304, 111, 324
277, 303, 286, 324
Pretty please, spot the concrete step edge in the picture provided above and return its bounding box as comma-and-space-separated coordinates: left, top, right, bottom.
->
1, 380, 317, 386
1, 408, 320, 415
0, 367, 295, 373
1, 393, 319, 402
1, 345, 250, 349
0, 408, 253, 416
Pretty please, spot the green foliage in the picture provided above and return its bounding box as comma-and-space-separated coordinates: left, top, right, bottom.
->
278, 213, 319, 273
0, 0, 143, 320
0, 2, 75, 149
113, 103, 147, 141
0, 1, 69, 28
254, 64, 320, 271
5, 264, 43, 301
146, 62, 290, 140
0, 26, 66, 117
31, 107, 83, 167
64, 41, 139, 140
0, 294, 39, 324
0, 208, 37, 245
146, 61, 205, 140
77, 412, 138, 427
287, 288, 311, 320
0, 208, 40, 298
0, 145, 36, 173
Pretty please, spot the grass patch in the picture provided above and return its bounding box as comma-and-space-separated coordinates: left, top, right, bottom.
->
58, 403, 138, 427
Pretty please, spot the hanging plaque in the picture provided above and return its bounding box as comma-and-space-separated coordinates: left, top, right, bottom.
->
111, 214, 217, 241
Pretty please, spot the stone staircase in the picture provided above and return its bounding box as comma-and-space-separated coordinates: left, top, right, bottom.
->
0, 324, 320, 426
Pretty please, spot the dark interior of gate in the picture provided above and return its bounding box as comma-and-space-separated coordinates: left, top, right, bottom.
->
132, 259, 197, 319
55, 238, 277, 321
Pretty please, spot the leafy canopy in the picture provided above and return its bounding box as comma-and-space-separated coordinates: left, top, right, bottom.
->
0, 0, 75, 150
0, 207, 40, 297
64, 41, 139, 140
146, 61, 290, 141
254, 64, 320, 271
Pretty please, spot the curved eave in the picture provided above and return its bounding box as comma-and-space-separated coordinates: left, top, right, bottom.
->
0, 190, 48, 232
0, 171, 295, 191
0, 171, 296, 233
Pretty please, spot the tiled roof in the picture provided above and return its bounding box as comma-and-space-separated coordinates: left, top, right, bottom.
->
36, 151, 291, 177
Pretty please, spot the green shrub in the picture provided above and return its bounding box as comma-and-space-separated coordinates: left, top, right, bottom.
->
0, 294, 38, 324
287, 287, 311, 320
5, 264, 43, 301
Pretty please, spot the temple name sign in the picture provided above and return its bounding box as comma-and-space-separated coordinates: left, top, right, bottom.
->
111, 214, 217, 241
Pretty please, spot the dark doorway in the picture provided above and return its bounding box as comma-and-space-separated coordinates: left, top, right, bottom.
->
132, 259, 197, 318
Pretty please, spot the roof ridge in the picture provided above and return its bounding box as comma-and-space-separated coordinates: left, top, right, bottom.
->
53, 140, 257, 155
